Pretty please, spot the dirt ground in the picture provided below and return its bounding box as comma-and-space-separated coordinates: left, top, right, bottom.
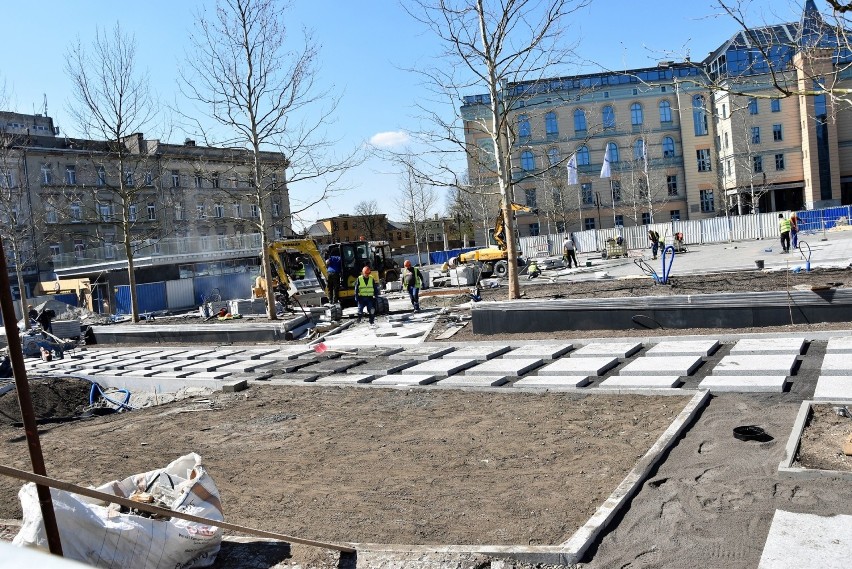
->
796, 403, 852, 472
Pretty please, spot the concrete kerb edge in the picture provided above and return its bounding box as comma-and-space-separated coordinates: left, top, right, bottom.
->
351, 389, 711, 567
778, 398, 852, 481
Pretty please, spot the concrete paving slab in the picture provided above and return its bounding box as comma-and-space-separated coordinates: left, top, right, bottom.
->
698, 375, 788, 392
813, 376, 852, 400
402, 358, 479, 378
758, 509, 852, 568
441, 345, 511, 360
215, 360, 276, 374
502, 344, 573, 360
123, 362, 164, 371
147, 370, 195, 379
819, 353, 852, 376
618, 355, 703, 376
314, 373, 376, 384
465, 358, 544, 377
297, 359, 365, 375
346, 358, 417, 375
569, 342, 642, 358
260, 348, 315, 360
513, 376, 591, 388
116, 368, 162, 378
180, 361, 232, 373
339, 347, 405, 359
146, 361, 187, 372
230, 348, 282, 360
537, 357, 619, 377
437, 375, 510, 387
644, 340, 720, 357
266, 360, 319, 373
729, 337, 806, 354
826, 336, 852, 354
599, 376, 682, 388
389, 346, 456, 360
712, 353, 798, 376
205, 349, 247, 359
176, 349, 219, 360
182, 371, 233, 381
371, 374, 439, 386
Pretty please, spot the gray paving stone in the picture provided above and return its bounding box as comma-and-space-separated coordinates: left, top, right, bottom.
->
758, 510, 852, 568
177, 349, 220, 360
599, 375, 682, 388
729, 337, 806, 354
465, 358, 544, 377
441, 345, 511, 360
182, 371, 233, 381
215, 360, 276, 374
297, 359, 365, 375
698, 375, 788, 393
371, 374, 439, 385
502, 344, 573, 360
116, 368, 162, 378
645, 340, 720, 357
147, 370, 195, 379
231, 348, 282, 360
813, 376, 852, 400
146, 361, 187, 372
513, 376, 590, 388
261, 348, 315, 360
826, 336, 852, 354
266, 360, 320, 373
206, 349, 247, 359
389, 346, 456, 360
437, 375, 509, 387
820, 353, 852, 376
314, 373, 376, 384
123, 362, 164, 371
569, 342, 642, 358
180, 361, 232, 372
347, 358, 417, 375
712, 354, 798, 376
340, 347, 405, 359
618, 355, 703, 376
402, 358, 479, 378
537, 357, 619, 377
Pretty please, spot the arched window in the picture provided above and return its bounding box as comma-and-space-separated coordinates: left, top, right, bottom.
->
662, 136, 675, 158
547, 147, 560, 166
518, 114, 531, 138
520, 150, 535, 171
573, 109, 587, 132
692, 95, 708, 136
606, 142, 619, 163
659, 100, 672, 123
634, 139, 645, 160
545, 112, 558, 136
577, 146, 590, 165
630, 103, 643, 126
602, 106, 615, 129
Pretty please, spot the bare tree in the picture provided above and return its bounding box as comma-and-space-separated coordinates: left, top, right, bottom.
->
353, 200, 385, 240
65, 24, 159, 323
395, 163, 439, 263
181, 0, 362, 319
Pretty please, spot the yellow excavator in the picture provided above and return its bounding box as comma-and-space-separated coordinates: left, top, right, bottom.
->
451, 202, 537, 277
252, 239, 329, 308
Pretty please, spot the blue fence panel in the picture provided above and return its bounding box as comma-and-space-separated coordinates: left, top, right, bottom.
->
429, 247, 482, 265
54, 293, 79, 307
114, 282, 168, 315
796, 206, 852, 234
193, 273, 255, 304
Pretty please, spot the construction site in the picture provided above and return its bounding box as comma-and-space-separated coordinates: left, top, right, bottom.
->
2, 228, 852, 568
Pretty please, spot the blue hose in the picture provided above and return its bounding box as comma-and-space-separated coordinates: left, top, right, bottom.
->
73, 376, 134, 411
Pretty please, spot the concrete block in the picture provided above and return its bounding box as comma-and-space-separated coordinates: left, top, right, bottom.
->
385, 281, 402, 292
570, 342, 642, 358
537, 357, 619, 377
599, 376, 682, 388
712, 354, 798, 376
465, 358, 544, 377
297, 359, 365, 375
758, 510, 852, 568
148, 370, 195, 379
177, 349, 219, 360
618, 355, 703, 376
513, 376, 591, 388
437, 375, 509, 387
729, 337, 806, 354
206, 349, 246, 359
820, 353, 852, 376
215, 360, 276, 374
348, 359, 417, 375
180, 361, 231, 373
389, 346, 456, 360
315, 373, 375, 384
231, 348, 281, 360
645, 340, 720, 357
402, 358, 479, 378
813, 376, 852, 400
441, 345, 511, 360
826, 336, 852, 354
221, 380, 249, 393
698, 375, 788, 393
502, 344, 573, 360
182, 371, 233, 381
371, 374, 439, 386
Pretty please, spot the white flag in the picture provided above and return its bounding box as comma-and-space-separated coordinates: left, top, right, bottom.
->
600, 144, 611, 179
566, 153, 578, 185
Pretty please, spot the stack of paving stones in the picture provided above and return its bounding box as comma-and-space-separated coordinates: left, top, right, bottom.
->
600, 340, 717, 389
699, 337, 805, 393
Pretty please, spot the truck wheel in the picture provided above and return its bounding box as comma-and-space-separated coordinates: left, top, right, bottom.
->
494, 260, 509, 277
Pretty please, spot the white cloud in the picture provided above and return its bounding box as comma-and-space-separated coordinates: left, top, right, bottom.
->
369, 130, 410, 148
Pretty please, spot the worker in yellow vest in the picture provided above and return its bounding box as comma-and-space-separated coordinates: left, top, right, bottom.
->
354, 266, 380, 326
402, 260, 422, 312
778, 214, 792, 254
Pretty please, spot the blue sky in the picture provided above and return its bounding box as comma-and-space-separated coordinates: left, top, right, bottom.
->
2, 0, 806, 229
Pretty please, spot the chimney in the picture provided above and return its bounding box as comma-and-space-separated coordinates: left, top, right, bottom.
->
184, 138, 196, 147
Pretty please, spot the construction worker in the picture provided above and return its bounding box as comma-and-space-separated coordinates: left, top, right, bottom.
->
648, 229, 660, 260
402, 260, 422, 312
527, 259, 541, 279
324, 251, 342, 304
293, 257, 306, 279
354, 266, 380, 326
778, 214, 792, 253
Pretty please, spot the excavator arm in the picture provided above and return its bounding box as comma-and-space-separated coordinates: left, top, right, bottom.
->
493, 202, 537, 250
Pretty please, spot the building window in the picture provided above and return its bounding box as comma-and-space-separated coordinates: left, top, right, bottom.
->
518, 114, 530, 138
638, 177, 648, 198
250, 204, 259, 218
642, 212, 651, 225
233, 202, 242, 218
630, 103, 643, 126
46, 205, 58, 224
659, 100, 672, 123
606, 142, 619, 163
662, 136, 675, 158
97, 166, 106, 186
520, 151, 535, 171
556, 221, 566, 233
274, 226, 283, 239
614, 214, 624, 227
124, 170, 134, 186
194, 173, 203, 188
64, 165, 76, 185
611, 180, 622, 202
602, 106, 615, 129
98, 203, 111, 221
73, 239, 85, 259
272, 202, 280, 217
692, 95, 708, 136
722, 103, 727, 118
771, 98, 781, 112
633, 139, 645, 161
581, 182, 593, 204
271, 173, 277, 189
584, 217, 595, 230
197, 202, 205, 219
773, 124, 783, 141
545, 112, 558, 137
212, 172, 220, 188
722, 131, 728, 149
751, 126, 761, 144
573, 108, 587, 132
577, 146, 590, 165
775, 153, 785, 170
50, 243, 60, 258
40, 164, 52, 185
129, 204, 137, 222
171, 170, 180, 188
753, 155, 763, 173
547, 147, 560, 167
175, 202, 184, 221
700, 189, 715, 212
0, 170, 13, 188
525, 188, 537, 208
667, 175, 678, 196
748, 97, 758, 114
343, 220, 349, 230
696, 149, 712, 172
70, 202, 82, 221
670, 209, 681, 221
144, 171, 153, 186
147, 203, 156, 220
529, 222, 540, 236
214, 203, 224, 218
